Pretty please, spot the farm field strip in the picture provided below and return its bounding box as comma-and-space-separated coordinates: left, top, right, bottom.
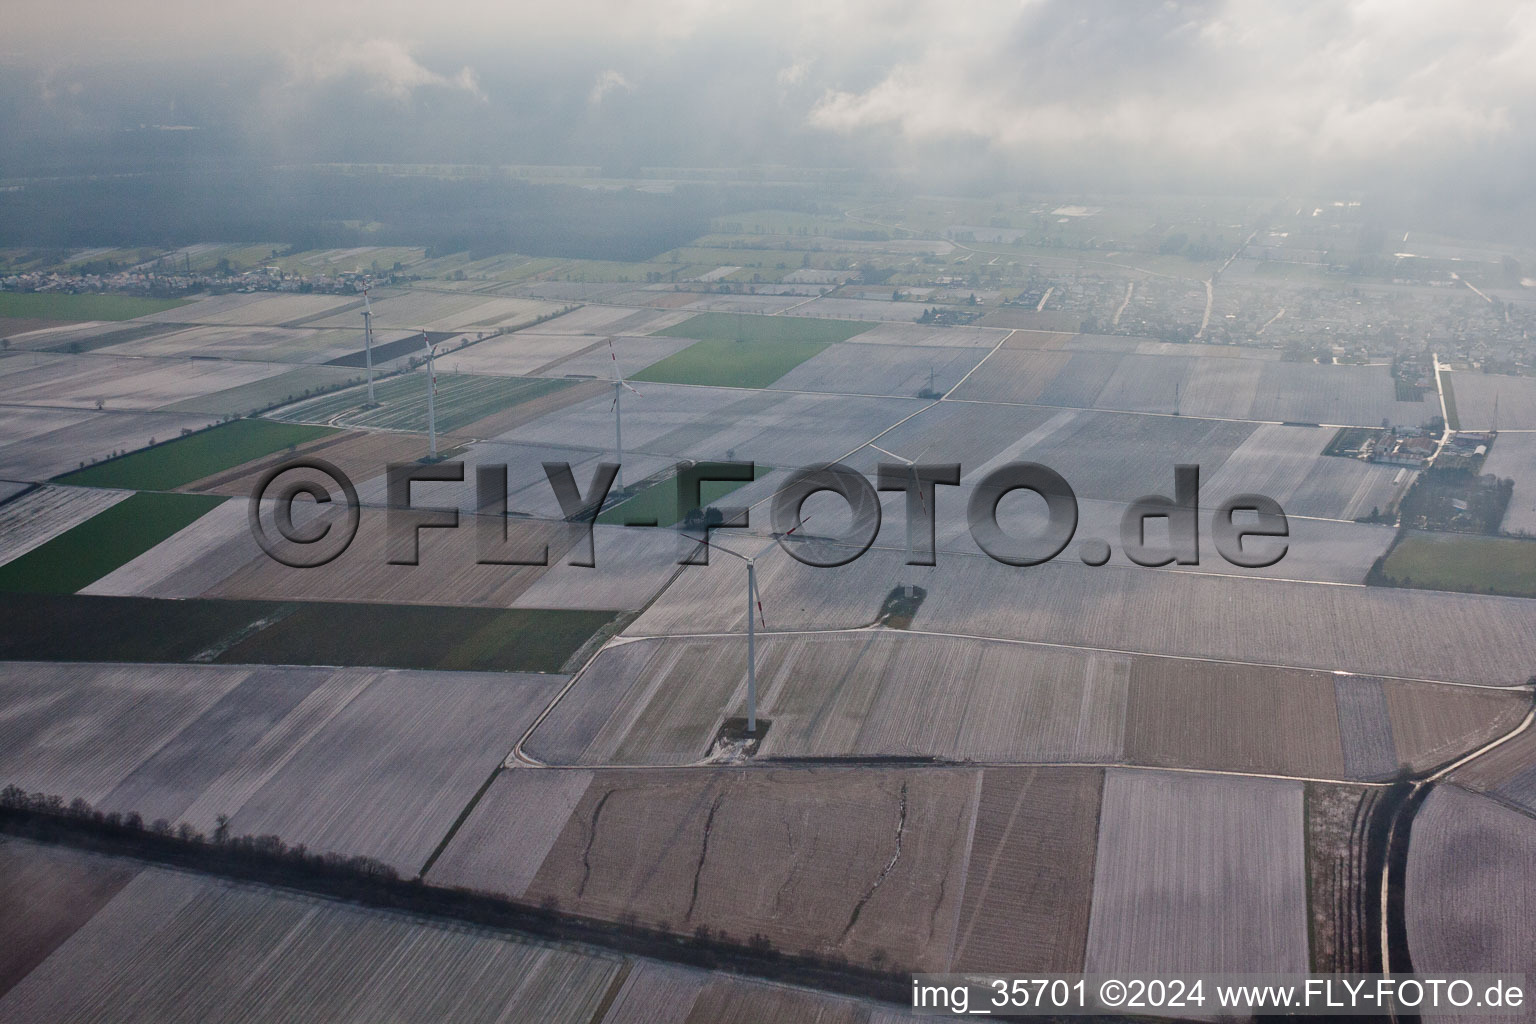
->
0, 484, 131, 567
0, 351, 294, 412
511, 767, 976, 969
54, 418, 337, 491
306, 292, 564, 332
841, 322, 1007, 349
157, 365, 367, 416
496, 380, 919, 468
79, 497, 257, 598
1377, 532, 1536, 598
1085, 770, 1309, 973
0, 840, 909, 1024
0, 491, 226, 595
136, 292, 361, 326
0, 408, 223, 484
528, 630, 1518, 778
1442, 371, 1536, 431
224, 668, 565, 872
509, 525, 682, 611
767, 342, 987, 397
1481, 432, 1536, 534
204, 506, 562, 608
0, 661, 565, 871
1200, 422, 1409, 522
1406, 784, 1536, 1024
947, 767, 1102, 972
947, 345, 1435, 427
634, 311, 876, 388
0, 292, 192, 321
0, 592, 615, 673
535, 334, 702, 379
427, 331, 612, 377
103, 324, 408, 364
624, 542, 1536, 686
272, 371, 575, 435
0, 863, 624, 1024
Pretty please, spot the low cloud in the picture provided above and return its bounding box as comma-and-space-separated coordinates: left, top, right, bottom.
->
588, 69, 635, 106
805, 0, 1536, 178
290, 38, 485, 101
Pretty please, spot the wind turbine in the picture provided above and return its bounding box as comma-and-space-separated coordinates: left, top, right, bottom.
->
697, 518, 811, 735
869, 441, 934, 598
420, 331, 439, 459
359, 281, 377, 405
608, 339, 640, 490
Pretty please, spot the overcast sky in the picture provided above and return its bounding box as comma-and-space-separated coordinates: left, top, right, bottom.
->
5, 0, 1534, 198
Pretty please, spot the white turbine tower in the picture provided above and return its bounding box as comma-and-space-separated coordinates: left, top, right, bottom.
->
869, 442, 933, 598
421, 331, 439, 459
359, 282, 377, 405
699, 519, 810, 735
608, 339, 640, 490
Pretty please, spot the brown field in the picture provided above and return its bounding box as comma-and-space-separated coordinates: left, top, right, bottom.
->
0, 841, 139, 999
1385, 685, 1530, 773
435, 763, 1109, 978
183, 428, 467, 497
1124, 659, 1347, 778
1305, 782, 1377, 972
205, 507, 567, 608
1406, 785, 1536, 1024
519, 767, 977, 970
1085, 770, 1309, 973
948, 767, 1102, 972
1451, 723, 1536, 813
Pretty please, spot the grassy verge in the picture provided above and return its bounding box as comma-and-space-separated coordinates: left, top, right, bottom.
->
0, 293, 193, 321
0, 593, 618, 672
54, 419, 337, 490
636, 312, 874, 388
0, 492, 226, 594
1373, 531, 1536, 598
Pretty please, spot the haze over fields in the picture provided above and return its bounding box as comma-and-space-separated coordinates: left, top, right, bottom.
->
1, 2, 1535, 1022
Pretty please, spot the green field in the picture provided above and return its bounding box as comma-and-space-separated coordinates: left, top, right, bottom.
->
635, 312, 874, 388
1376, 532, 1536, 598
0, 593, 617, 672
273, 372, 573, 433
0, 293, 193, 321
0, 492, 226, 594
55, 419, 338, 490
220, 604, 617, 673
598, 462, 771, 526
